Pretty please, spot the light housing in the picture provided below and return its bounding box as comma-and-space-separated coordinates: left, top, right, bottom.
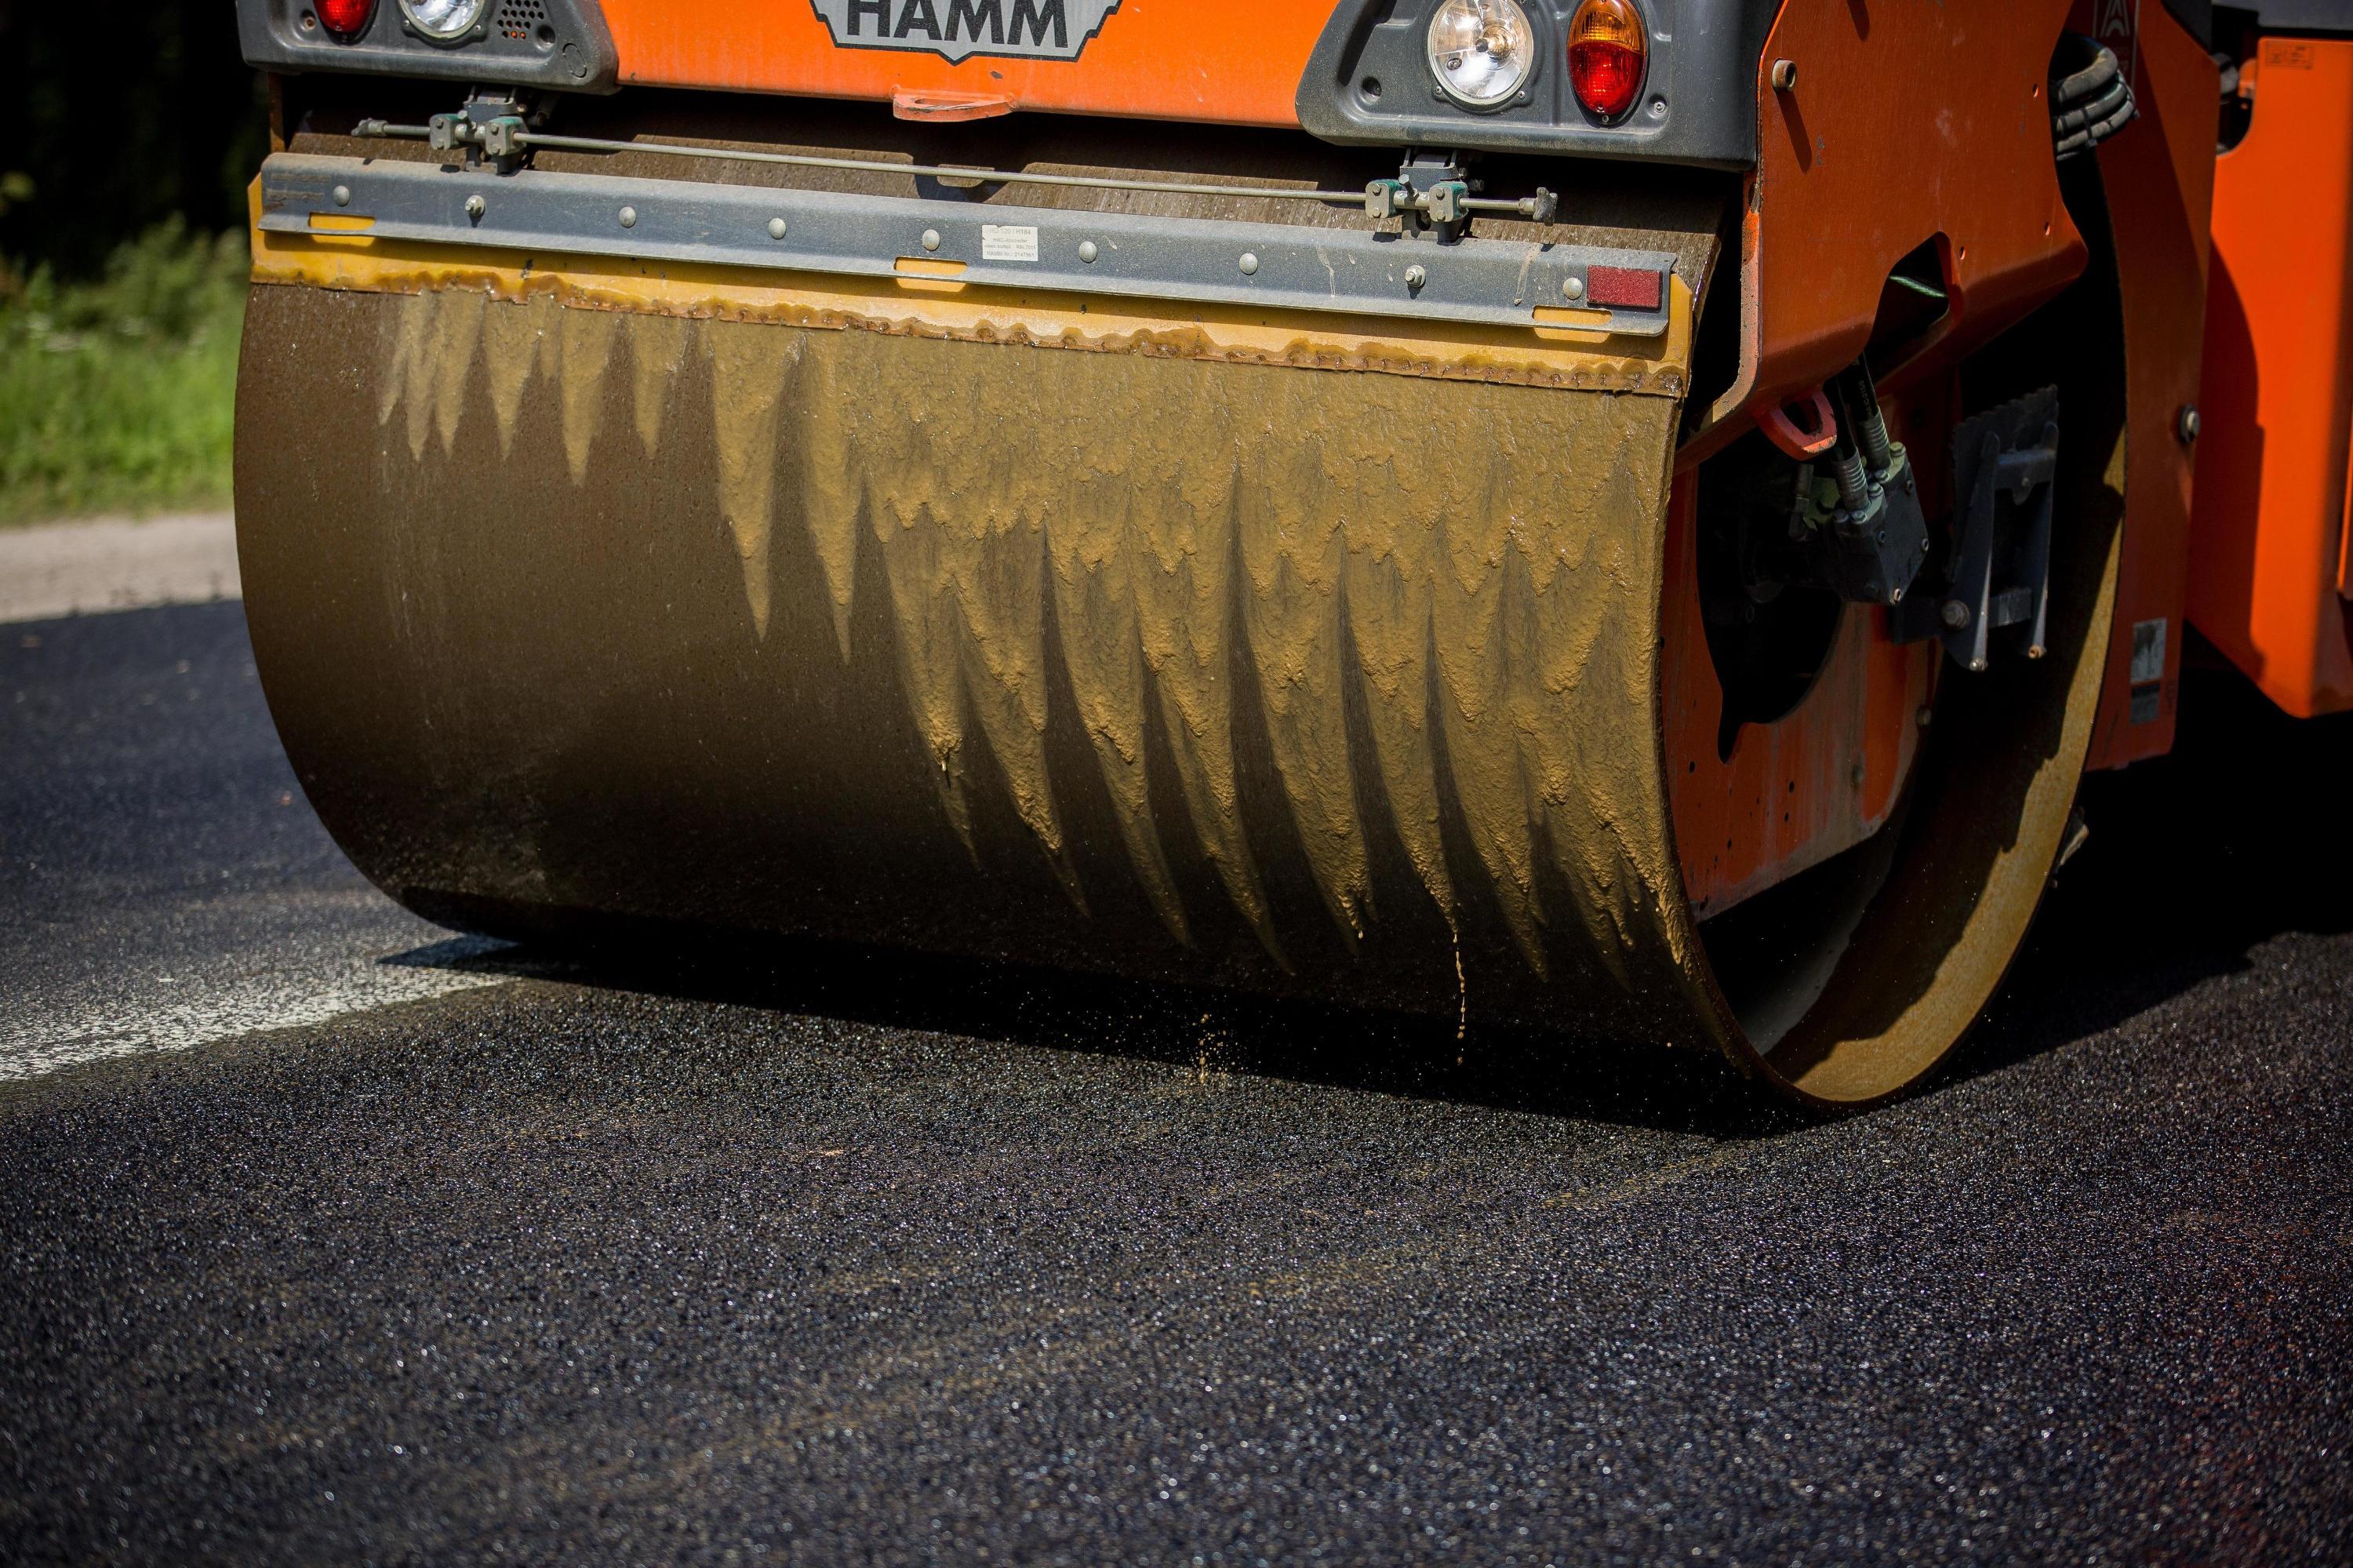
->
1424, 0, 1537, 111
1568, 0, 1647, 122
398, 0, 487, 42
316, 0, 376, 37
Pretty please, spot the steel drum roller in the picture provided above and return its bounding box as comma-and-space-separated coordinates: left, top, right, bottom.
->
235, 181, 2118, 1105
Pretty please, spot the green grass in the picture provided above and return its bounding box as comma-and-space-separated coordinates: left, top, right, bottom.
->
0, 221, 246, 526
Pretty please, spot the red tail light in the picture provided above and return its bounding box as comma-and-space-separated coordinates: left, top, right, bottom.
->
316, 0, 376, 38
1569, 0, 1647, 122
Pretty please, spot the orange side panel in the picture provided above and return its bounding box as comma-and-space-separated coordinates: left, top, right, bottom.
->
597, 0, 1329, 126
2188, 35, 2353, 719
2080, 0, 2214, 766
1706, 0, 2087, 435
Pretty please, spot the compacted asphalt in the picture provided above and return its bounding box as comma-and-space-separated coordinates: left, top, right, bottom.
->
2, 601, 2348, 1565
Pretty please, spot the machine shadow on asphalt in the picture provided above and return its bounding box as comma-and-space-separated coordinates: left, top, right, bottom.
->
381, 665, 2353, 1140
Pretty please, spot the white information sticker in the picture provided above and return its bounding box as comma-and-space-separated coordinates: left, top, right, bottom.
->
2129, 617, 2168, 685
980, 225, 1040, 263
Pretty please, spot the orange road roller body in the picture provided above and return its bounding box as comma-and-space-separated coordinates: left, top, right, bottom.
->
229, 0, 2348, 1104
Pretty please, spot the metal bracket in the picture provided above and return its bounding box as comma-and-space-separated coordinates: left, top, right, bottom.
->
256, 152, 1674, 337
1893, 388, 2060, 669
1365, 153, 1557, 242
426, 92, 540, 173
1787, 363, 1929, 608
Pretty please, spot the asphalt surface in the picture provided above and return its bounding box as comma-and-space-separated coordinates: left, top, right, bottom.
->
2, 601, 2348, 1566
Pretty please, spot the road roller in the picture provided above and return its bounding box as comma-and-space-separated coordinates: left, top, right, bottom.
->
227, 0, 2351, 1106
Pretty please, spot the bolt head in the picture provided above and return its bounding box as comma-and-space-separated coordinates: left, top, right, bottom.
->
1850, 761, 1866, 787
1915, 704, 1934, 729
921, 228, 940, 253
1238, 252, 1260, 276
2177, 403, 2201, 443
767, 216, 788, 240
1562, 275, 1586, 301
1405, 264, 1427, 289
1078, 239, 1099, 264
464, 194, 486, 220
332, 184, 351, 208
1940, 598, 1971, 629
617, 206, 637, 228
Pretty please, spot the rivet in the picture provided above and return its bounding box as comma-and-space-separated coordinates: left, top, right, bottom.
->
1405, 264, 1427, 289
331, 184, 351, 208
1078, 239, 1099, 264
617, 206, 637, 228
1238, 252, 1260, 275
464, 194, 486, 220
1969, 657, 1988, 672
1851, 761, 1866, 788
2177, 403, 2201, 443
767, 216, 788, 240
1562, 275, 1586, 301
922, 227, 941, 252
1916, 704, 1934, 729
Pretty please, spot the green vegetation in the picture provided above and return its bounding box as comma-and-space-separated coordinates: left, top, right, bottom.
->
0, 221, 246, 525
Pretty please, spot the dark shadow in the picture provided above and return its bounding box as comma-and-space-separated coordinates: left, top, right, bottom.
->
2194, 252, 2268, 653
384, 915, 1798, 1141
1938, 656, 2353, 1088
1778, 85, 1815, 173
380, 653, 2350, 1137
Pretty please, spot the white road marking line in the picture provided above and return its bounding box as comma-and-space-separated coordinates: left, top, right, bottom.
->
0, 514, 240, 626
0, 942, 515, 1082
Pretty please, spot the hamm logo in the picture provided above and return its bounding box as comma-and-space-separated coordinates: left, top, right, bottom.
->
811, 0, 1124, 64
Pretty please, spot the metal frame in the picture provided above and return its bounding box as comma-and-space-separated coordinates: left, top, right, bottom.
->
256, 152, 1678, 337
236, 0, 620, 93
1295, 0, 1777, 169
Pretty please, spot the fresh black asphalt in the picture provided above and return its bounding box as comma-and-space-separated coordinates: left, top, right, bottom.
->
2, 602, 2348, 1565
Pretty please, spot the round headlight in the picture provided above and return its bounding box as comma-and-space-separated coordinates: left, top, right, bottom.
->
398, 0, 487, 41
1426, 0, 1537, 110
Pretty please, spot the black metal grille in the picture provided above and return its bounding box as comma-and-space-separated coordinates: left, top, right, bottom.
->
496, 0, 547, 42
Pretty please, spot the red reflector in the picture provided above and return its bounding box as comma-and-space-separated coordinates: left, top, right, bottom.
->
317, 0, 376, 37
1568, 0, 1648, 122
1585, 265, 1663, 310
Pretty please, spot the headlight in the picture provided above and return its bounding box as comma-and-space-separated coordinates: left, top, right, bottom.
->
1425, 0, 1537, 110
398, 0, 487, 41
